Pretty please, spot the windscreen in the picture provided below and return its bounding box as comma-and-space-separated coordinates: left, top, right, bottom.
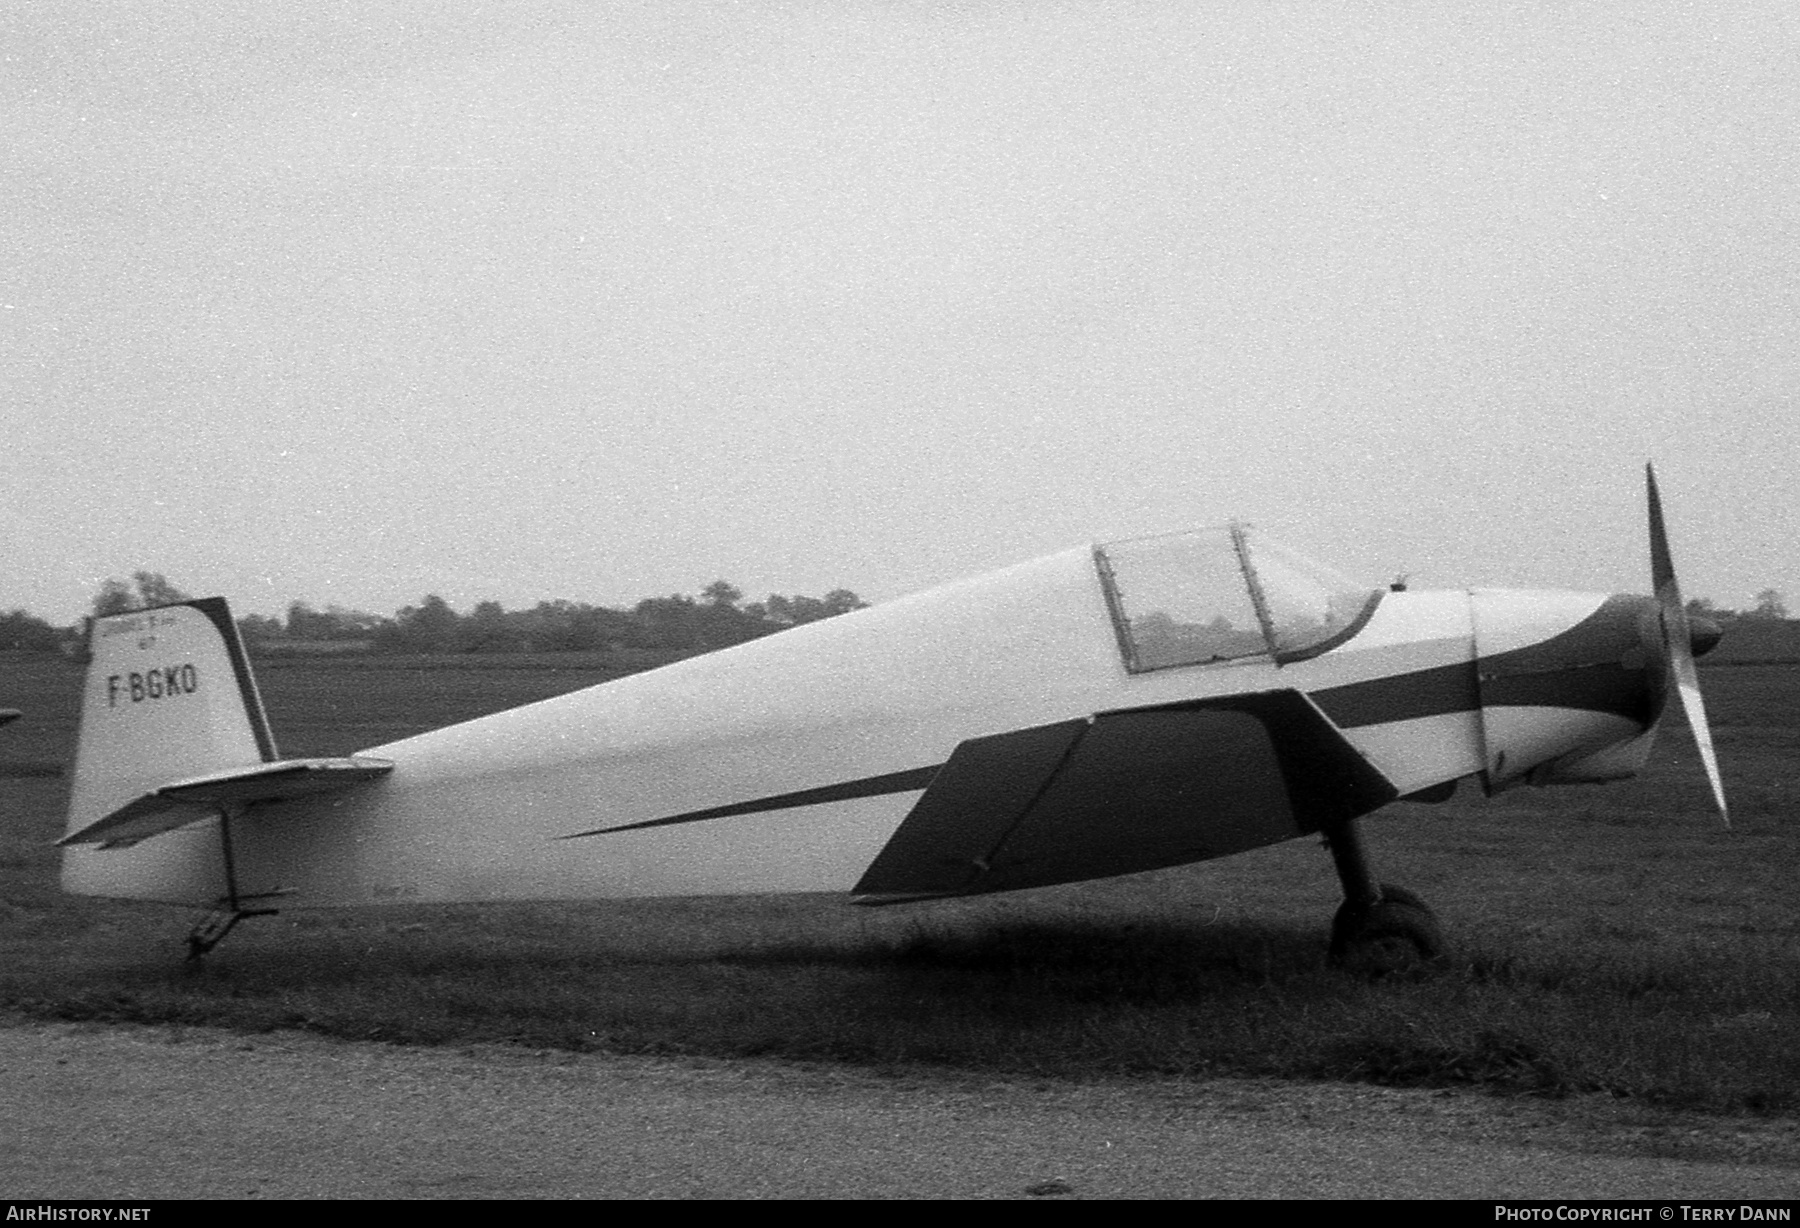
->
1096, 525, 1377, 672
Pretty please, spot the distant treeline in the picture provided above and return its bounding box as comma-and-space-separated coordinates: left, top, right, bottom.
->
250, 582, 869, 655
0, 609, 65, 654
0, 572, 870, 656
0, 572, 1792, 657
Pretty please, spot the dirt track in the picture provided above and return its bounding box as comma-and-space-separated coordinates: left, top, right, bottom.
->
2, 1023, 1796, 1199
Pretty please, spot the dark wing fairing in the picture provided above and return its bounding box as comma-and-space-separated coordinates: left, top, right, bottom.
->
854, 689, 1396, 901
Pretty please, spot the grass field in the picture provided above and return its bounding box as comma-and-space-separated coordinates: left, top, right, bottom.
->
2, 651, 1796, 1113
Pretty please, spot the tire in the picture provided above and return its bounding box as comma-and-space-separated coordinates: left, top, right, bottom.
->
1329, 882, 1445, 975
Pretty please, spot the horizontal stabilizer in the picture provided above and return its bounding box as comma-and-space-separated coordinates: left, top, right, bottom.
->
59, 757, 394, 849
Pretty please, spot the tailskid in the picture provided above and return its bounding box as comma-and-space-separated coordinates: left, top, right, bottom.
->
185, 890, 288, 960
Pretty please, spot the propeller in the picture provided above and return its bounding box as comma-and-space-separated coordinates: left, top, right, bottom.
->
1645, 463, 1729, 826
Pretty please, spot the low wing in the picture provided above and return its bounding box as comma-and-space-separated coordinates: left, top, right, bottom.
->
854, 689, 1396, 901
0, 709, 19, 727
58, 757, 394, 849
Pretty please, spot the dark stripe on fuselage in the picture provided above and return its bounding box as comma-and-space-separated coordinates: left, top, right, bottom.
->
1318, 592, 1656, 729
566, 593, 1659, 839
561, 764, 941, 839
1312, 658, 1653, 729
1310, 661, 1478, 729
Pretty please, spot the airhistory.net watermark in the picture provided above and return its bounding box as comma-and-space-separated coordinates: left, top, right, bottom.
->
6, 1209, 150, 1222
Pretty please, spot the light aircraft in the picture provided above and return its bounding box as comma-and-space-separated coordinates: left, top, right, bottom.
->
59, 467, 1725, 965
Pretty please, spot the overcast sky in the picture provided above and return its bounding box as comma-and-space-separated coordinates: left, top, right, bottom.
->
5, 1, 1797, 622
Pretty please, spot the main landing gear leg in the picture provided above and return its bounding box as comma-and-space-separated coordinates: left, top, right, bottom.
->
1322, 817, 1444, 974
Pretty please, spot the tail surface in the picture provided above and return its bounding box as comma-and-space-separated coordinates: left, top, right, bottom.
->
66, 599, 277, 845
62, 599, 389, 900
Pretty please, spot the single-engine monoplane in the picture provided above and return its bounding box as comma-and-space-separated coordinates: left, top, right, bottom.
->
59, 467, 1725, 963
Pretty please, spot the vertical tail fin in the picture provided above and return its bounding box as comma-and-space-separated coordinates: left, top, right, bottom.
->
65, 598, 275, 846
62, 598, 390, 903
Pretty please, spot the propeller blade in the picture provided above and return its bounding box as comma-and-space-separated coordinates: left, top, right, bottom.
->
1668, 622, 1728, 823
1646, 463, 1729, 825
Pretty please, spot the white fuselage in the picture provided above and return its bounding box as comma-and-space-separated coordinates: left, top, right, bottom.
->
61, 547, 1641, 908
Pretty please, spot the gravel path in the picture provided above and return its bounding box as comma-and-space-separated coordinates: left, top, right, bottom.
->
2, 1023, 1796, 1199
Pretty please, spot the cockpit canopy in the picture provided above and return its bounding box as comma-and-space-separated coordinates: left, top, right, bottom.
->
1094, 524, 1380, 672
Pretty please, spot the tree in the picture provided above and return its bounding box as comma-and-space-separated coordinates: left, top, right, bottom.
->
236, 612, 285, 642
324, 605, 387, 638
1748, 589, 1789, 621
376, 595, 464, 653
286, 601, 336, 640
91, 578, 136, 617
91, 571, 192, 616
821, 589, 868, 617
465, 600, 525, 653
513, 599, 580, 651
749, 590, 867, 631
634, 594, 704, 650
0, 609, 63, 652
758, 593, 843, 626
409, 594, 463, 652
133, 571, 189, 608
695, 580, 770, 647
700, 580, 743, 608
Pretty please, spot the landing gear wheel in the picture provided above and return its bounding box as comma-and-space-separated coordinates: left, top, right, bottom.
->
1330, 883, 1444, 976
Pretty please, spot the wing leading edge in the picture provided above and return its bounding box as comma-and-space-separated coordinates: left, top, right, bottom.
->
854, 689, 1397, 901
